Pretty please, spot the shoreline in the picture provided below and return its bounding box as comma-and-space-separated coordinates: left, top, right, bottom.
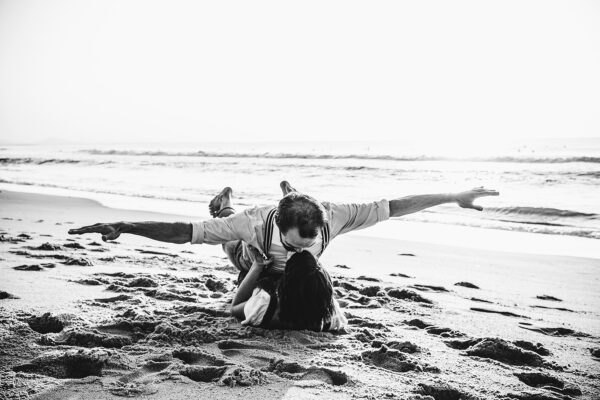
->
2, 182, 599, 260
1, 189, 599, 399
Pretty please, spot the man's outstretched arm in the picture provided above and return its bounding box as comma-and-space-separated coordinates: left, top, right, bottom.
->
69, 222, 192, 243
389, 187, 499, 217
329, 187, 499, 237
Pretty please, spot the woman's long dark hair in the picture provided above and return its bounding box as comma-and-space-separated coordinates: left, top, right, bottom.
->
274, 251, 335, 331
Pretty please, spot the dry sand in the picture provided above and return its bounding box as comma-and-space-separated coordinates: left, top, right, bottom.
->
1, 190, 599, 400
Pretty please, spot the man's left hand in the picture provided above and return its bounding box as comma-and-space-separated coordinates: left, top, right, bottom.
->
454, 187, 499, 211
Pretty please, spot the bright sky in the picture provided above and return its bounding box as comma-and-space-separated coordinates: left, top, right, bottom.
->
0, 0, 599, 144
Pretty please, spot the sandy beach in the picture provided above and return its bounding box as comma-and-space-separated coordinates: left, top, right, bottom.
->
1, 190, 599, 400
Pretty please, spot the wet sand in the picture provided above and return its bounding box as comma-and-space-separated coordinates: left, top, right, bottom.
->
1, 190, 599, 399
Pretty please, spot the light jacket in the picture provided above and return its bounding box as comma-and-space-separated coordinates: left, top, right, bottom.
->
191, 199, 390, 270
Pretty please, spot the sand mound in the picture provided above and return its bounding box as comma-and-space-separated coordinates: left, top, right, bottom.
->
0, 290, 19, 299
514, 372, 582, 397
372, 340, 421, 353
519, 324, 590, 338
454, 282, 479, 289
220, 366, 265, 387
361, 345, 438, 373
13, 263, 55, 271
63, 242, 85, 249
358, 285, 382, 297
536, 295, 562, 302
33, 242, 62, 251
388, 289, 432, 304
405, 319, 464, 338
470, 307, 529, 318
464, 338, 548, 367
416, 382, 477, 400
42, 329, 132, 348
180, 365, 228, 382
409, 284, 449, 293
127, 277, 158, 287
512, 341, 551, 356
63, 257, 93, 266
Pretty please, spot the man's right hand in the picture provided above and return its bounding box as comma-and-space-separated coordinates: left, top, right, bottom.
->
68, 222, 131, 242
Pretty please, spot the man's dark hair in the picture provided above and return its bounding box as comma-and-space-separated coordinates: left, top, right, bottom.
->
276, 251, 334, 331
276, 192, 327, 238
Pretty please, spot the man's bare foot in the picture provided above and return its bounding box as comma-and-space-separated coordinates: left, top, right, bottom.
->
280, 181, 297, 196
209, 187, 234, 218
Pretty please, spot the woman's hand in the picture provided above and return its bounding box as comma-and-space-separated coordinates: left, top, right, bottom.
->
454, 187, 499, 211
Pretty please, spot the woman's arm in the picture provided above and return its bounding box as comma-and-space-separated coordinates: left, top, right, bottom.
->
230, 261, 266, 319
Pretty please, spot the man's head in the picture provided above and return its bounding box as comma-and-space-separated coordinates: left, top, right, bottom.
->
276, 192, 327, 251
277, 251, 334, 331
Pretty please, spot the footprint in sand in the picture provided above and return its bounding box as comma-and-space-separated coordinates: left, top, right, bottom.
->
514, 371, 582, 397
265, 358, 348, 386
172, 348, 229, 383
217, 340, 282, 369
13, 348, 133, 379
298, 367, 348, 386
27, 313, 65, 334
110, 359, 174, 396
171, 344, 265, 387
173, 347, 227, 366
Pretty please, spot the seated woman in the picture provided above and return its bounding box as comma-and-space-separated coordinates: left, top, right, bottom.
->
210, 185, 347, 332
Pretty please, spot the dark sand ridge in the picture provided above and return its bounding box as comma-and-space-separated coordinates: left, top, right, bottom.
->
1, 190, 600, 399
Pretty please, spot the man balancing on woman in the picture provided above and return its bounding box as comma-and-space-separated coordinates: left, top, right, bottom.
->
68, 182, 499, 332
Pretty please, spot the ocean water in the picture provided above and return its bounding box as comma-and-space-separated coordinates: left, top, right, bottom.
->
1, 138, 599, 243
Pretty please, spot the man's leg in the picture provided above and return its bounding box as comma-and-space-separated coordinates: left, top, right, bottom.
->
209, 187, 251, 284
209, 186, 235, 218
280, 180, 297, 196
